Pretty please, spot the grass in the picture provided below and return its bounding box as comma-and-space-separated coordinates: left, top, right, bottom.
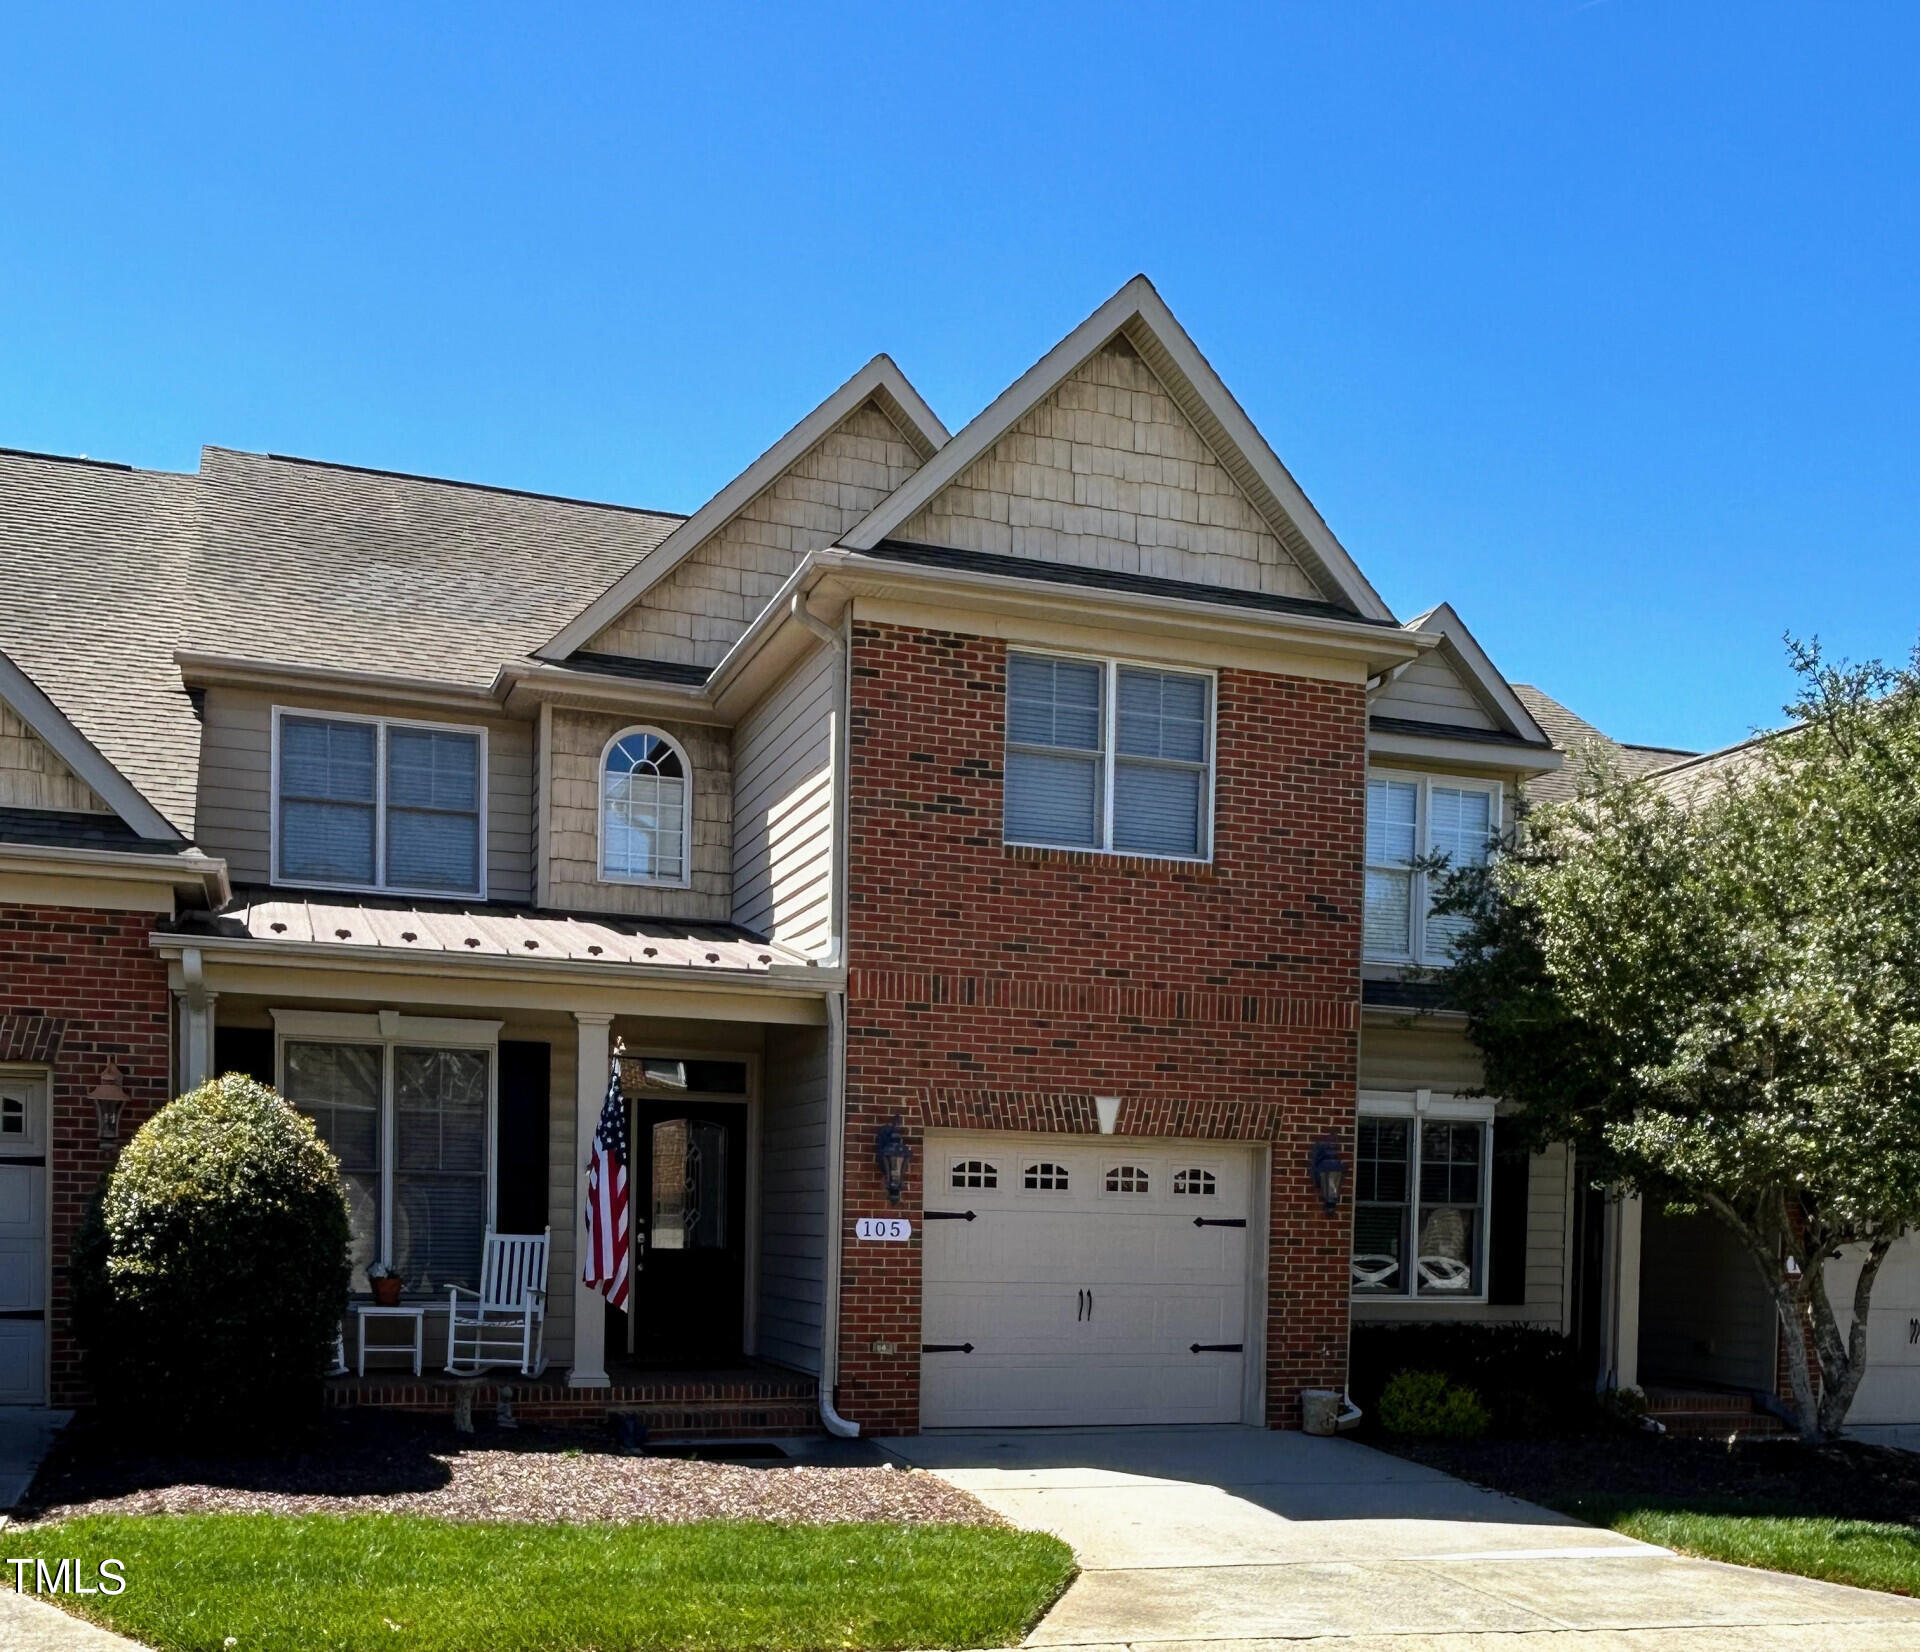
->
9, 1513, 1077, 1652
1561, 1496, 1920, 1598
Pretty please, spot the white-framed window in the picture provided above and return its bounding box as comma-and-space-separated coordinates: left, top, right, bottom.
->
950, 1158, 999, 1189
1172, 1167, 1218, 1197
1005, 651, 1214, 861
1103, 1164, 1150, 1194
1351, 1090, 1494, 1300
1365, 771, 1502, 963
274, 1010, 500, 1296
1022, 1160, 1070, 1192
600, 726, 693, 887
272, 708, 487, 898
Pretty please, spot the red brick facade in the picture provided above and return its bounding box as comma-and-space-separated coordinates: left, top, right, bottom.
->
837, 622, 1367, 1432
0, 903, 171, 1406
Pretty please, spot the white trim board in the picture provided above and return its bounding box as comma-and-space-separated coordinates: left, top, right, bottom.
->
837, 274, 1397, 624
1395, 604, 1552, 747
538, 355, 950, 661
0, 648, 181, 840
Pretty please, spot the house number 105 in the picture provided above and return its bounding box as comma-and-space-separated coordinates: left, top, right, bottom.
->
856, 1217, 912, 1241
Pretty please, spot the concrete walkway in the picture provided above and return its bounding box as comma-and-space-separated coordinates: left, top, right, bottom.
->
885, 1426, 1920, 1649
0, 1409, 70, 1510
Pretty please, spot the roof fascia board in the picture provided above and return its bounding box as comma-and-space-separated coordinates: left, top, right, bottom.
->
177, 652, 505, 716
490, 662, 723, 723
0, 649, 182, 840
837, 275, 1396, 623
536, 355, 950, 663
1401, 604, 1551, 745
0, 838, 230, 904
152, 930, 841, 995
1368, 727, 1563, 773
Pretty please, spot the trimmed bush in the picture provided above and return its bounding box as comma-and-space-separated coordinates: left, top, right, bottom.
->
75, 1074, 351, 1434
1351, 1322, 1594, 1438
1378, 1369, 1491, 1439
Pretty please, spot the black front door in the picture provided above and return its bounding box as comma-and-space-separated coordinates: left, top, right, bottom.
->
624, 1100, 748, 1363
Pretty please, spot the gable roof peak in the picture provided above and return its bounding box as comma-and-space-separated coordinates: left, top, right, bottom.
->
537, 352, 949, 662
839, 275, 1395, 623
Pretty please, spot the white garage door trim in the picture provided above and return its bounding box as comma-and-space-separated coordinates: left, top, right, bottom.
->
1830, 1233, 1920, 1428
919, 1130, 1266, 1429
0, 1067, 51, 1407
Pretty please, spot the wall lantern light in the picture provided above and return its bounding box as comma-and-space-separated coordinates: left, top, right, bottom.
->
874, 1120, 912, 1205
89, 1061, 130, 1147
1308, 1136, 1347, 1216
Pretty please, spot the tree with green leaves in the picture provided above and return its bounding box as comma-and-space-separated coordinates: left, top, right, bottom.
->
1436, 643, 1920, 1440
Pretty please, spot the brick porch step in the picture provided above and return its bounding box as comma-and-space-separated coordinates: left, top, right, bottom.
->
1643, 1386, 1793, 1438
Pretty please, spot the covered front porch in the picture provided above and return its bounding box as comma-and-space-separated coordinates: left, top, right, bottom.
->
153, 896, 841, 1426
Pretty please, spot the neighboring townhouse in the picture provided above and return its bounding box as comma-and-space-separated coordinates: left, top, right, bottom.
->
0, 277, 1569, 1432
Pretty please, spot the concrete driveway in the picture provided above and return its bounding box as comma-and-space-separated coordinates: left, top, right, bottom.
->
884, 1426, 1920, 1649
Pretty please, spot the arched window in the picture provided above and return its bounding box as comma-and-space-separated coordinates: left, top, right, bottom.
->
601, 728, 691, 885
1173, 1168, 1217, 1197
1104, 1164, 1150, 1194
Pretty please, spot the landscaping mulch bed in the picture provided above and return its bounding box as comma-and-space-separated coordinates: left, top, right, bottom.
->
17, 1409, 999, 1528
1377, 1429, 1920, 1526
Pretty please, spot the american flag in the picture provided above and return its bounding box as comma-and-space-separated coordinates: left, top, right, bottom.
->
582, 1063, 630, 1312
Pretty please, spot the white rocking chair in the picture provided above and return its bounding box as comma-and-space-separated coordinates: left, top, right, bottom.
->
445, 1228, 550, 1377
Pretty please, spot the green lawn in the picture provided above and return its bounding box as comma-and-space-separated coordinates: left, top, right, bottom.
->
11, 1514, 1076, 1652
1560, 1497, 1920, 1597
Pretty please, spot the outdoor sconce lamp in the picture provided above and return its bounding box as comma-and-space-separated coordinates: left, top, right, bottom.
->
874, 1120, 911, 1205
89, 1061, 130, 1148
1308, 1136, 1347, 1216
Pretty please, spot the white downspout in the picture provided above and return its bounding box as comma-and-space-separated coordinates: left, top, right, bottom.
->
818, 989, 857, 1437
792, 587, 859, 1436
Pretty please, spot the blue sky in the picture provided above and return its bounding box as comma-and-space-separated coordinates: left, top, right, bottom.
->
2, 4, 1913, 753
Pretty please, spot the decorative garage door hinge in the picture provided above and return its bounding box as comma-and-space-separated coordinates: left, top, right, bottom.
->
923, 1210, 978, 1221
922, 1342, 976, 1353
1192, 1216, 1247, 1227
1189, 1342, 1244, 1353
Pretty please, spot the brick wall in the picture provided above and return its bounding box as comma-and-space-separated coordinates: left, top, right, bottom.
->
0, 904, 171, 1406
837, 622, 1366, 1432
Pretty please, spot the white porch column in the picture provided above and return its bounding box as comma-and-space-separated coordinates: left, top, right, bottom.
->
1600, 1191, 1645, 1392
568, 1012, 613, 1389
177, 946, 215, 1093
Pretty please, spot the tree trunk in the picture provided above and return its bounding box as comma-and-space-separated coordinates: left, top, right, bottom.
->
1700, 1190, 1820, 1440
1814, 1237, 1892, 1437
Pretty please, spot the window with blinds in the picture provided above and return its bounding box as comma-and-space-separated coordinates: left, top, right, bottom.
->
1005, 652, 1213, 859
1364, 773, 1500, 964
275, 710, 485, 897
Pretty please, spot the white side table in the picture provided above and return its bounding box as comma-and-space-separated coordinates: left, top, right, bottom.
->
355, 1304, 426, 1376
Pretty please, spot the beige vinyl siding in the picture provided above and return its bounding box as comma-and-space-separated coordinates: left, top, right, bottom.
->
0, 696, 113, 813
895, 336, 1324, 599
755, 1023, 829, 1374
732, 647, 835, 953
543, 708, 731, 919
192, 686, 533, 900
1356, 1019, 1572, 1327
1371, 653, 1498, 730
588, 402, 924, 670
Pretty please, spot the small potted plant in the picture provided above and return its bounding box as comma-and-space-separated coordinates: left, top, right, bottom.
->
367, 1261, 403, 1307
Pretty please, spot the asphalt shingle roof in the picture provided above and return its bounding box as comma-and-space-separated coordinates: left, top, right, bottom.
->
1511, 684, 1696, 805
0, 446, 680, 839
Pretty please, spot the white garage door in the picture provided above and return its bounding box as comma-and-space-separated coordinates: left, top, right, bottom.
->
0, 1074, 48, 1406
920, 1132, 1255, 1429
1829, 1234, 1920, 1426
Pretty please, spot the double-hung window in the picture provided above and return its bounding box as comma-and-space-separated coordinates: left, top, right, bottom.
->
1352, 1091, 1494, 1299
277, 1012, 497, 1296
274, 710, 486, 897
1005, 652, 1213, 859
1365, 772, 1500, 963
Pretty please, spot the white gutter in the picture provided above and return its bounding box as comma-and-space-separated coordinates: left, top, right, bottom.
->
818, 989, 858, 1436
0, 839, 230, 907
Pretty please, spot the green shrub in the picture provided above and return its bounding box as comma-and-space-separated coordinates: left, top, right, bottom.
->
1351, 1322, 1593, 1437
75, 1074, 352, 1434
1378, 1369, 1492, 1439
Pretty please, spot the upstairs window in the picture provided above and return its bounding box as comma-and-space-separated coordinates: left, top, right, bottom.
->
275, 711, 484, 897
1365, 773, 1499, 964
1005, 652, 1212, 859
601, 728, 691, 886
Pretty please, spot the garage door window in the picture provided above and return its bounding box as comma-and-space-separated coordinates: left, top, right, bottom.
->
1173, 1167, 1217, 1196
951, 1159, 998, 1189
1104, 1164, 1150, 1194
1023, 1161, 1070, 1191
1353, 1093, 1494, 1300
